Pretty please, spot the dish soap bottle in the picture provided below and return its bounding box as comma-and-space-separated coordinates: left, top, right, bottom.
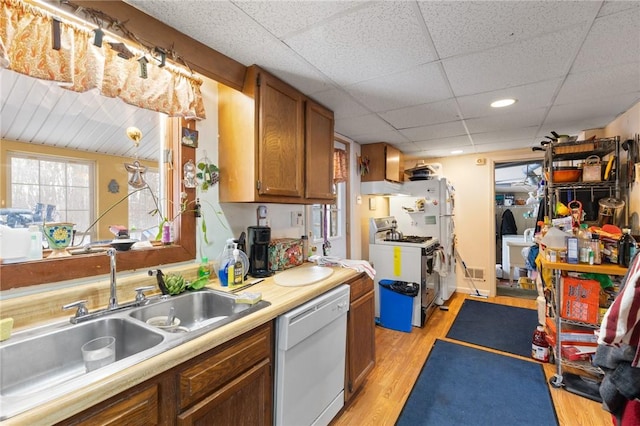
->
232, 243, 244, 286
198, 257, 212, 279
218, 239, 235, 287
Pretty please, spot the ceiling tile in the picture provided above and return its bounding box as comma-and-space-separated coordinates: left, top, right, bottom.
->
442, 26, 586, 96
379, 99, 460, 129
545, 93, 640, 126
334, 113, 397, 139
571, 7, 640, 72
597, 1, 639, 18
309, 88, 370, 119
399, 120, 468, 142
419, 1, 601, 59
465, 108, 548, 133
283, 2, 437, 86
232, 1, 362, 38
352, 130, 411, 145
413, 135, 473, 150
471, 126, 540, 145
556, 65, 640, 105
344, 62, 451, 112
457, 79, 561, 119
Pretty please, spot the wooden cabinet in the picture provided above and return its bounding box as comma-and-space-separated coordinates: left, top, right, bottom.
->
360, 142, 403, 183
219, 65, 334, 204
305, 99, 335, 200
345, 274, 376, 402
57, 373, 176, 425
177, 322, 273, 423
59, 322, 274, 426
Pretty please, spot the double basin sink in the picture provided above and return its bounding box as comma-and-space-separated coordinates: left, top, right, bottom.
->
0, 289, 270, 420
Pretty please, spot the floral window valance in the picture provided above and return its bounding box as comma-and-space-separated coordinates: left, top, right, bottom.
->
0, 0, 206, 120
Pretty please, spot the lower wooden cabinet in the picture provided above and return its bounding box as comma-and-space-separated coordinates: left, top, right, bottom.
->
58, 322, 274, 425
345, 274, 376, 402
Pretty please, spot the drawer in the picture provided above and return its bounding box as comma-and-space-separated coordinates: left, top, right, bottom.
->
178, 322, 272, 410
348, 274, 373, 302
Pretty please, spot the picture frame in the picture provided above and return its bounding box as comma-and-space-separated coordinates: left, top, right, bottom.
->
181, 127, 199, 148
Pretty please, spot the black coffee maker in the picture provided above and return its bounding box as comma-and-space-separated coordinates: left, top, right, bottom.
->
247, 226, 272, 278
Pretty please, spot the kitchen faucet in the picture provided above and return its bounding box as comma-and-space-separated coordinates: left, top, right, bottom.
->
62, 249, 155, 323
107, 248, 118, 309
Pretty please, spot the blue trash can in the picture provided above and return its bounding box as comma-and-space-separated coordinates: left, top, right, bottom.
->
378, 279, 419, 333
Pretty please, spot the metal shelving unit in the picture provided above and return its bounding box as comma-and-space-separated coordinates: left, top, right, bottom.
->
543, 136, 621, 221
540, 258, 627, 400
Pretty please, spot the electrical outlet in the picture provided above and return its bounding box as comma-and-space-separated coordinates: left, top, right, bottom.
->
291, 211, 304, 227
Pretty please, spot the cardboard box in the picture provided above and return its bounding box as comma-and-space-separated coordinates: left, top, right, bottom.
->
561, 276, 600, 324
545, 317, 598, 346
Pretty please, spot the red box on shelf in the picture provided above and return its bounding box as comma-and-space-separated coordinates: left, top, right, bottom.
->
561, 276, 600, 324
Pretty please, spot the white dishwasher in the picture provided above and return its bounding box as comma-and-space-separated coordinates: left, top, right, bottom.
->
274, 284, 350, 426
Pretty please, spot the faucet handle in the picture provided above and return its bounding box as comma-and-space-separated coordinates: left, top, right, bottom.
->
134, 286, 155, 303
62, 300, 89, 319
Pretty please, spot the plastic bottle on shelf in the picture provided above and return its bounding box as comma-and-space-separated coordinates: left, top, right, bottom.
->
531, 325, 550, 362
217, 239, 235, 287
618, 228, 637, 268
590, 235, 602, 265
198, 257, 212, 279
28, 225, 43, 260
301, 235, 309, 262
577, 224, 592, 264
232, 244, 244, 286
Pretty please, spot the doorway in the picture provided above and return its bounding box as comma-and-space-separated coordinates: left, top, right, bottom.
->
494, 160, 542, 299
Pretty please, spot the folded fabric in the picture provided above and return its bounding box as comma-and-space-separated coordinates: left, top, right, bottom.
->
309, 255, 376, 280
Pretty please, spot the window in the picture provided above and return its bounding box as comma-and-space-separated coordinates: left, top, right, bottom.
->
311, 182, 343, 240
5, 152, 93, 240
127, 169, 161, 240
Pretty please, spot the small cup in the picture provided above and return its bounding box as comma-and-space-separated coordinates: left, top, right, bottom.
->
82, 336, 116, 372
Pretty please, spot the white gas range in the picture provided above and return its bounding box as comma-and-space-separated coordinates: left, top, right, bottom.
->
368, 217, 440, 328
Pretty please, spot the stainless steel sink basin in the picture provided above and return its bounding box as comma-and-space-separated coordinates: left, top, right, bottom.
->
0, 289, 270, 421
129, 290, 270, 333
0, 318, 163, 398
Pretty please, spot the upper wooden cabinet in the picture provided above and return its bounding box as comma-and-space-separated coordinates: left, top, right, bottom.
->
218, 65, 335, 204
360, 142, 404, 183
305, 99, 335, 200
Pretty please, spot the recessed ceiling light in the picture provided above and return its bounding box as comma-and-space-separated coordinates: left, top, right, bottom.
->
490, 98, 517, 108
451, 150, 463, 155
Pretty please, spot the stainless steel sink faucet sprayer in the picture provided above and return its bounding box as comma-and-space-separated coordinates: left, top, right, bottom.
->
108, 248, 118, 309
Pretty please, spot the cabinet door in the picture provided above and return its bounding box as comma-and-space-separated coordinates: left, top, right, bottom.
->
256, 71, 305, 198
177, 359, 272, 426
57, 374, 175, 426
385, 145, 402, 182
305, 99, 335, 200
345, 277, 376, 402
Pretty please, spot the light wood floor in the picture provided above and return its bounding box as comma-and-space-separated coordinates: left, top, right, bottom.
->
332, 292, 612, 426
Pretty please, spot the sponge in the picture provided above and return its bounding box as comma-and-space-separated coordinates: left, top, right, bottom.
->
0, 318, 14, 341
235, 292, 262, 305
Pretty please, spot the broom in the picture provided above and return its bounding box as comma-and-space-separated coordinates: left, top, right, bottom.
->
454, 249, 488, 298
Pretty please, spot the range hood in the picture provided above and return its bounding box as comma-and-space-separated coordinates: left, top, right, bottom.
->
360, 181, 407, 196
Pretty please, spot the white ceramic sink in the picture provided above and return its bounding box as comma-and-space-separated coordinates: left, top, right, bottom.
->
273, 266, 334, 287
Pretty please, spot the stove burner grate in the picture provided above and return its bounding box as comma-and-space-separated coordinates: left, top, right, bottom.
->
384, 235, 433, 244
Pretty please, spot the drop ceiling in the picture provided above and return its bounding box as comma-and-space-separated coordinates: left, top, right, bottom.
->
125, 0, 639, 158
2, 1, 639, 160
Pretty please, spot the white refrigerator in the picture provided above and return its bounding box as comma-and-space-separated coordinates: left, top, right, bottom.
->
389, 178, 456, 303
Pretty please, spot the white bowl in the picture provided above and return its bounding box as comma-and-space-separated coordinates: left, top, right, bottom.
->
146, 316, 181, 330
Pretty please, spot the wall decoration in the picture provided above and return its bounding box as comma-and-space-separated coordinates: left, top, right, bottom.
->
358, 155, 370, 176
181, 127, 199, 147
108, 179, 120, 193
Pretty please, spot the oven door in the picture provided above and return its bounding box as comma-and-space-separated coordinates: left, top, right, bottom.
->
421, 251, 439, 324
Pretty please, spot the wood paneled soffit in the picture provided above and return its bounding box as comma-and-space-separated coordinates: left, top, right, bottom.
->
71, 0, 247, 91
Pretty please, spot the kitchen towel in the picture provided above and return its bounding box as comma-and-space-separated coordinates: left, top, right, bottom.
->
309, 256, 376, 280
